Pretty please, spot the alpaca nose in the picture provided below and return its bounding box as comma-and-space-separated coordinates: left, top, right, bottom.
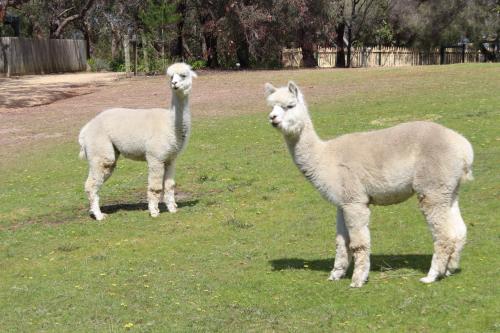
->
269, 114, 279, 127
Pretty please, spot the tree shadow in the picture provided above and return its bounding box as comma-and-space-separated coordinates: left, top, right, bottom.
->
101, 199, 199, 215
270, 254, 432, 274
0, 80, 94, 108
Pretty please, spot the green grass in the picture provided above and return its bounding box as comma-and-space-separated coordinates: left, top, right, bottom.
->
1, 64, 499, 332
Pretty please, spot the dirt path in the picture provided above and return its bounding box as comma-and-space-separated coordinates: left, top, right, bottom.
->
0, 68, 363, 167
0, 70, 273, 151
0, 72, 126, 108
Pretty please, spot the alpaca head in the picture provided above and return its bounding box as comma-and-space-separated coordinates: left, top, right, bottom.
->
166, 62, 198, 96
265, 81, 309, 137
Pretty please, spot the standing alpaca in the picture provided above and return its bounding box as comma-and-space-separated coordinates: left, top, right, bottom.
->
79, 63, 197, 220
265, 81, 473, 287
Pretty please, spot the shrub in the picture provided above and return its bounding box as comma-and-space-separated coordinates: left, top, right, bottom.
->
87, 58, 111, 72
110, 59, 126, 72
188, 59, 207, 70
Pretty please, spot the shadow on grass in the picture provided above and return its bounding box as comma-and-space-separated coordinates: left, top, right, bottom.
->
270, 254, 431, 274
101, 200, 199, 214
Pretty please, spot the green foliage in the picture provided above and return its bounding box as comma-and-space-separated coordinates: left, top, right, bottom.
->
0, 65, 499, 331
188, 59, 207, 70
109, 59, 126, 72
374, 20, 394, 45
145, 57, 172, 74
87, 57, 111, 72
5, 0, 500, 69
139, 0, 180, 33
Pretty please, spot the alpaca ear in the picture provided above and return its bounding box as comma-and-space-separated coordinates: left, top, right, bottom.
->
264, 83, 276, 96
288, 81, 299, 97
190, 70, 198, 78
166, 65, 174, 77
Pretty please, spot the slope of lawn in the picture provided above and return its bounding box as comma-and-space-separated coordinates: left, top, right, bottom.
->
0, 63, 499, 332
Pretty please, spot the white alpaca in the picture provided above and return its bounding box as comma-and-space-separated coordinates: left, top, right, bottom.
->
265, 81, 473, 287
79, 63, 197, 220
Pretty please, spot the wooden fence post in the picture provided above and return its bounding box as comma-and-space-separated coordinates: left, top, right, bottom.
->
284, 45, 481, 69
123, 34, 131, 75
378, 45, 381, 66
0, 37, 11, 77
133, 37, 138, 76
142, 34, 149, 73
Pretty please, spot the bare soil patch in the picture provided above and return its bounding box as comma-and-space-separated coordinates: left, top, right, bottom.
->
0, 72, 126, 108
0, 67, 394, 166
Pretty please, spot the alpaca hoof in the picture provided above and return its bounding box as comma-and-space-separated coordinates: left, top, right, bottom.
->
419, 276, 437, 284
328, 270, 345, 281
328, 277, 342, 282
445, 270, 452, 277
150, 210, 160, 218
91, 212, 107, 221
166, 203, 178, 213
349, 281, 365, 288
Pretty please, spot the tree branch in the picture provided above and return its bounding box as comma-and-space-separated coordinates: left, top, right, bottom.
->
52, 0, 96, 38
57, 7, 75, 19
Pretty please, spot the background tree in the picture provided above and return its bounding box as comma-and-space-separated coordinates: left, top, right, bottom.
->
333, 0, 383, 67
140, 0, 180, 67
1, 0, 497, 68
387, 0, 466, 48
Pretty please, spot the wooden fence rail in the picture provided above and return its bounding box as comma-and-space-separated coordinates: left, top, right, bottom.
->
0, 37, 87, 76
283, 46, 483, 68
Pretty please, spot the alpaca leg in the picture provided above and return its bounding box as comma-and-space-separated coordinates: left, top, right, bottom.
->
342, 204, 371, 288
147, 157, 165, 218
329, 208, 352, 281
85, 158, 116, 221
419, 196, 457, 283
163, 161, 177, 213
446, 199, 467, 276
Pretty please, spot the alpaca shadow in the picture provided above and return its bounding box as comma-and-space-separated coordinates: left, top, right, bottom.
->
101, 199, 199, 215
270, 254, 432, 274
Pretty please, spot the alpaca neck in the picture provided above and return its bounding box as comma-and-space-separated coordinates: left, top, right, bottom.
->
285, 117, 324, 182
171, 91, 191, 150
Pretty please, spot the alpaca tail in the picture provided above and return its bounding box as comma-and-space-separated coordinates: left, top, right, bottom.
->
79, 145, 87, 160
462, 165, 473, 182
460, 137, 474, 183
78, 126, 88, 160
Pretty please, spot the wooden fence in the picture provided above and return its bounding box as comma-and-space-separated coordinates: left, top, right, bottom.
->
283, 46, 482, 68
0, 37, 87, 76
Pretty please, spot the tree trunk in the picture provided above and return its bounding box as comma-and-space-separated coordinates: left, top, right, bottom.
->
81, 21, 91, 59
200, 30, 208, 61
203, 31, 218, 68
174, 0, 187, 60
197, 5, 218, 68
123, 34, 131, 74
346, 0, 359, 68
335, 23, 346, 68
236, 43, 250, 68
479, 42, 498, 62
301, 46, 317, 67
161, 27, 166, 70
346, 24, 353, 68
111, 33, 119, 60
300, 30, 317, 67
142, 34, 149, 73
235, 28, 250, 68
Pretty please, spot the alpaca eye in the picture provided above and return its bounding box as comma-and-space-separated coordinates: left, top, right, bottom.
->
180, 74, 187, 78
287, 105, 295, 109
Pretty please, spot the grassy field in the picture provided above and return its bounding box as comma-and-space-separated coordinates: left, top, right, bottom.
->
0, 64, 499, 332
